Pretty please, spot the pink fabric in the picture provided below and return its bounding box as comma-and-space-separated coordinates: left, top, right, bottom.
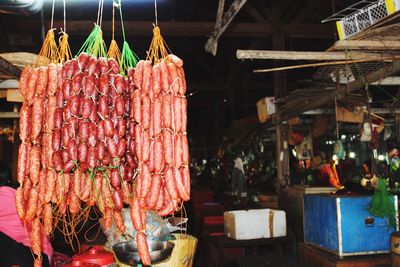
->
0, 186, 53, 262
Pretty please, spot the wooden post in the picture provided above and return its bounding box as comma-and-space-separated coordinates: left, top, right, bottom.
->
271, 5, 289, 193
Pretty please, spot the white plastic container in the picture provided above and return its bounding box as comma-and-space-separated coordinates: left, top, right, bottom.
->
224, 209, 286, 240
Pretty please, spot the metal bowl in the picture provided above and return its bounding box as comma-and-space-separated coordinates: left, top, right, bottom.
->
112, 240, 175, 266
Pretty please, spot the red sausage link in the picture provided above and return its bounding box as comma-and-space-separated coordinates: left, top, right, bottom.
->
162, 130, 173, 166
87, 146, 97, 169
98, 57, 109, 73
15, 187, 25, 220
44, 169, 56, 203
19, 66, 31, 99
140, 163, 152, 199
164, 166, 178, 200
17, 143, 29, 184
47, 63, 58, 96
173, 96, 182, 133
71, 72, 83, 96
137, 232, 151, 266
45, 96, 57, 133
177, 66, 187, 96
152, 63, 161, 96
54, 107, 63, 130
154, 138, 164, 173
146, 174, 161, 209
52, 151, 63, 172
88, 122, 97, 147
87, 56, 98, 75
161, 94, 172, 129
142, 61, 152, 94
36, 66, 48, 96
77, 52, 90, 70
112, 189, 124, 211
26, 67, 39, 105
167, 63, 180, 94
134, 60, 144, 90
108, 57, 120, 75
167, 54, 184, 68
78, 142, 88, 163
134, 125, 142, 161
19, 103, 31, 143
181, 166, 191, 199
174, 167, 189, 201
160, 60, 170, 94
141, 130, 150, 163
31, 97, 44, 143
153, 97, 162, 136
25, 186, 38, 220
182, 135, 189, 166
29, 145, 41, 185
133, 89, 142, 124
99, 73, 109, 95
181, 97, 187, 132
174, 134, 183, 168
43, 203, 53, 235
56, 90, 64, 108
110, 168, 121, 189
130, 197, 143, 231
82, 74, 96, 97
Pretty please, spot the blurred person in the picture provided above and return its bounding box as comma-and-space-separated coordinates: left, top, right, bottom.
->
232, 151, 246, 202
0, 161, 53, 267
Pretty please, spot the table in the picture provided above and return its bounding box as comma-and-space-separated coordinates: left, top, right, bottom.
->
205, 234, 288, 267
298, 243, 391, 267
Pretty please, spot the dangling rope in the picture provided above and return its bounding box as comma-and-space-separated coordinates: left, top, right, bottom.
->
146, 0, 171, 64
119, 0, 139, 73
35, 0, 58, 66
58, 0, 72, 63
77, 0, 107, 58
107, 0, 122, 63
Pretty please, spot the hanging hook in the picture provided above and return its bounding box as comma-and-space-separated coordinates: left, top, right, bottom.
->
154, 0, 158, 26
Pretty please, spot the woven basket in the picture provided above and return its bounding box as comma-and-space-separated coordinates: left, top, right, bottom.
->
154, 234, 198, 267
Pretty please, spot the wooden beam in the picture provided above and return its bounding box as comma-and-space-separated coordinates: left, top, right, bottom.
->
236, 49, 392, 61
334, 40, 400, 51
292, 0, 322, 23
12, 20, 333, 38
0, 56, 21, 79
205, 0, 248, 55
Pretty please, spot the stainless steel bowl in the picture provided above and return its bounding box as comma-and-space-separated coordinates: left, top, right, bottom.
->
112, 240, 174, 266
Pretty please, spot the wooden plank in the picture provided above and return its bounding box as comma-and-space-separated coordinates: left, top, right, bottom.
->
7, 89, 24, 103
0, 52, 42, 68
0, 91, 7, 98
334, 40, 400, 51
0, 112, 19, 119
237, 49, 392, 61
0, 79, 18, 89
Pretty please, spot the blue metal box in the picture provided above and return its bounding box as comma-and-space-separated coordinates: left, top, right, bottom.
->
303, 194, 398, 256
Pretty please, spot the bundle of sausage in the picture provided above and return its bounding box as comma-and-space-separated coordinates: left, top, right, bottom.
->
51, 52, 135, 233
16, 52, 190, 267
17, 62, 63, 266
129, 54, 190, 265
